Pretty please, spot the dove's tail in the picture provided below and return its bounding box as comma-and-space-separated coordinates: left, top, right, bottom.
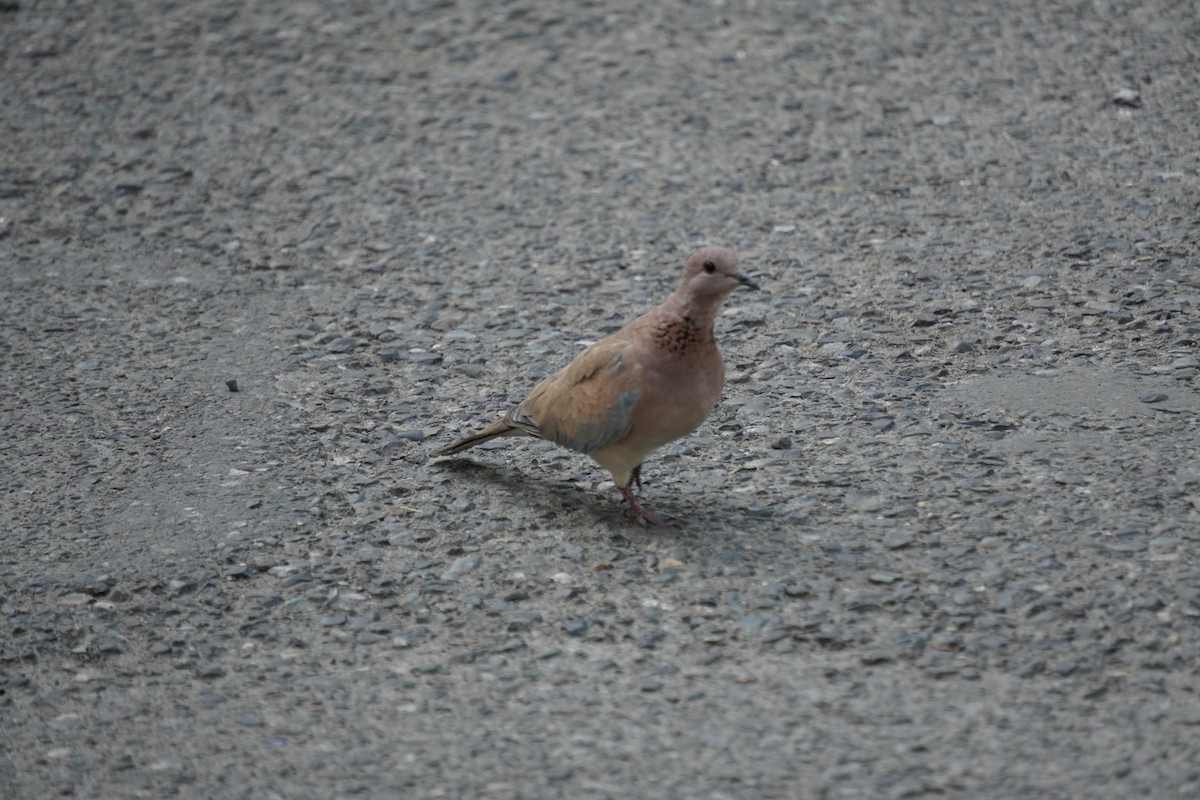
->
436, 418, 534, 456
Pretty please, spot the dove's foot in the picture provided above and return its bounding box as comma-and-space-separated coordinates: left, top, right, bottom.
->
619, 484, 667, 527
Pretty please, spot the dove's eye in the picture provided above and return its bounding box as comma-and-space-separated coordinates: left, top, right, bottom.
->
703, 261, 716, 274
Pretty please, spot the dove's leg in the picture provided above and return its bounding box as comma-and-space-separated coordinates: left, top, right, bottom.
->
618, 484, 666, 526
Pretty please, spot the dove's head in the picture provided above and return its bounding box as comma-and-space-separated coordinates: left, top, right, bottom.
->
679, 246, 759, 299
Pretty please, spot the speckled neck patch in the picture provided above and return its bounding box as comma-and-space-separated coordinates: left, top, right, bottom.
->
653, 316, 711, 357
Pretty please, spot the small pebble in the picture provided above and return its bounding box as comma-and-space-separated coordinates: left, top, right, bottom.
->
1112, 88, 1141, 108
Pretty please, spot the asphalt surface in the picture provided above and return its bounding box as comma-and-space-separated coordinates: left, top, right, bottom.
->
2, 1, 1199, 798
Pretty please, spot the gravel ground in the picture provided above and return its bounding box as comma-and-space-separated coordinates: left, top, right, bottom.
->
3, 0, 1199, 798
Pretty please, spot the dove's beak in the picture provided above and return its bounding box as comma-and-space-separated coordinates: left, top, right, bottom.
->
735, 272, 760, 291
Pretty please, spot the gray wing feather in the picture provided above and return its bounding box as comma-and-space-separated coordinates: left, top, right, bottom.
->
545, 386, 641, 454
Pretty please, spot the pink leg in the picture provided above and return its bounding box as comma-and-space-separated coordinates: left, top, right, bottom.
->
619, 484, 667, 526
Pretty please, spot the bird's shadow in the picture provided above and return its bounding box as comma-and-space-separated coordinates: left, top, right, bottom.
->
434, 455, 715, 534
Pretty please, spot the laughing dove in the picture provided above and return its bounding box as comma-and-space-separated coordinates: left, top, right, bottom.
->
437, 246, 758, 525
